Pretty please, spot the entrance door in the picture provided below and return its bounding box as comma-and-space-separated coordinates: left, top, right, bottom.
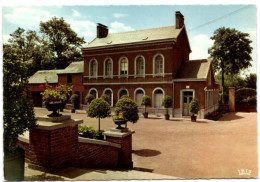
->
183, 91, 193, 116
154, 90, 163, 108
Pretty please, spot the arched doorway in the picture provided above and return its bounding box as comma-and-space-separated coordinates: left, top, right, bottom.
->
103, 88, 113, 107
153, 88, 164, 108
134, 88, 145, 107
74, 91, 80, 109
118, 88, 129, 100
89, 88, 98, 99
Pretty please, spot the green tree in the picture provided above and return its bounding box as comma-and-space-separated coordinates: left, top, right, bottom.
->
245, 73, 256, 89
85, 94, 95, 104
141, 95, 151, 114
115, 95, 139, 124
7, 27, 41, 76
162, 95, 172, 116
3, 44, 36, 153
87, 98, 111, 132
40, 17, 85, 69
208, 27, 253, 103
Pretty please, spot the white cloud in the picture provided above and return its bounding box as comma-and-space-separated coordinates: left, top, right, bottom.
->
65, 18, 96, 43
110, 21, 134, 33
4, 7, 52, 30
2, 34, 11, 43
113, 13, 128, 18
72, 9, 80, 17
189, 34, 213, 60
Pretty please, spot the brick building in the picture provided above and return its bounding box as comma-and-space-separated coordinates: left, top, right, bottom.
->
29, 11, 219, 118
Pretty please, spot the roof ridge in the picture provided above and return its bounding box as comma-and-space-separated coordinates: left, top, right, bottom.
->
108, 25, 175, 36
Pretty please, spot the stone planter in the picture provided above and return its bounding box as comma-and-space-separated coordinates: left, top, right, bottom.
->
191, 115, 197, 122
165, 114, 170, 120
114, 119, 126, 129
143, 112, 148, 118
45, 100, 66, 117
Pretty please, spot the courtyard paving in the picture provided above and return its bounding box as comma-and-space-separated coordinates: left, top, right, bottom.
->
30, 108, 258, 180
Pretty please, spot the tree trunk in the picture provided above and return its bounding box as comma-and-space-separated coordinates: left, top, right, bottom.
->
98, 117, 100, 132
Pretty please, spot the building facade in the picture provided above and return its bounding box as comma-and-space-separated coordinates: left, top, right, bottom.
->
29, 11, 219, 118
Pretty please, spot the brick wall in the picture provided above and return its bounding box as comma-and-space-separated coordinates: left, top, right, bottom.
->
76, 142, 119, 168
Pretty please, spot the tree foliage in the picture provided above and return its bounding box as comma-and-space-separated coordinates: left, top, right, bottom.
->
162, 95, 172, 115
141, 95, 151, 113
115, 95, 139, 124
85, 94, 95, 104
3, 45, 36, 153
208, 27, 253, 103
245, 73, 256, 89
87, 98, 111, 132
40, 17, 85, 69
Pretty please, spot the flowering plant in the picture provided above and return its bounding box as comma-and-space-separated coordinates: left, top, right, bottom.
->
40, 83, 73, 101
113, 111, 125, 120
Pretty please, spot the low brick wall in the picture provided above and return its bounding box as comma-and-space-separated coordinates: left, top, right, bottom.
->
77, 138, 119, 168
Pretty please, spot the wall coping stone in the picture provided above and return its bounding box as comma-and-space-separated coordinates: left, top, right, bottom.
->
18, 130, 30, 144
78, 137, 121, 148
36, 118, 83, 130
37, 115, 71, 122
103, 128, 135, 138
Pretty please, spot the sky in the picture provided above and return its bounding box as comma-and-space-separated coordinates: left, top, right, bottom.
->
1, 2, 258, 76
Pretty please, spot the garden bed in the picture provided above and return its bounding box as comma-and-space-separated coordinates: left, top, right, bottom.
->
206, 111, 222, 121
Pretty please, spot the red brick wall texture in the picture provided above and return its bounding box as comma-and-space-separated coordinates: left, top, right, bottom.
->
17, 125, 131, 173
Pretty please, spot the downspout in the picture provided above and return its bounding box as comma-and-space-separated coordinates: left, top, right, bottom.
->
172, 81, 175, 117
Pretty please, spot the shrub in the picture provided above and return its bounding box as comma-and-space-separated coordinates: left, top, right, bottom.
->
115, 95, 139, 124
70, 94, 79, 103
85, 94, 95, 104
78, 125, 100, 139
101, 94, 111, 104
141, 95, 151, 113
189, 98, 199, 116
87, 98, 111, 132
162, 95, 172, 115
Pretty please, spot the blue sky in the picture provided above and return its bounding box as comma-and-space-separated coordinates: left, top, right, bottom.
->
2, 4, 257, 75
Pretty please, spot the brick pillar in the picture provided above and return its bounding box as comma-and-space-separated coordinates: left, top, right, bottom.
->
229, 87, 235, 112
28, 115, 83, 173
103, 128, 135, 169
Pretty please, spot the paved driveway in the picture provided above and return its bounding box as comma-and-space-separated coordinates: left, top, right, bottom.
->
34, 108, 258, 179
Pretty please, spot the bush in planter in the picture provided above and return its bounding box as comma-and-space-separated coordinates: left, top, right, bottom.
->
70, 94, 79, 113
87, 98, 111, 134
85, 94, 95, 104
141, 95, 151, 118
162, 95, 172, 120
189, 98, 199, 122
3, 45, 37, 180
114, 95, 139, 127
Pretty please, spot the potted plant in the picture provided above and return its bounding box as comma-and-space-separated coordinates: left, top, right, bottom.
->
3, 45, 37, 180
40, 83, 72, 117
114, 95, 139, 128
189, 98, 199, 122
113, 112, 126, 129
87, 98, 111, 140
162, 95, 172, 120
85, 94, 95, 105
141, 95, 151, 118
70, 94, 79, 113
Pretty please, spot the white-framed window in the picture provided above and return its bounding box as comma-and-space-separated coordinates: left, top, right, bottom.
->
89, 59, 98, 78
104, 57, 113, 78
119, 57, 128, 77
153, 54, 164, 76
135, 55, 145, 77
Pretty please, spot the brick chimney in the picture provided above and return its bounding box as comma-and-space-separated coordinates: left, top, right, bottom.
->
176, 11, 184, 29
97, 23, 108, 38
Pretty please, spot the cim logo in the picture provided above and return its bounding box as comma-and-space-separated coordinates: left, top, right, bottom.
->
238, 169, 252, 176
